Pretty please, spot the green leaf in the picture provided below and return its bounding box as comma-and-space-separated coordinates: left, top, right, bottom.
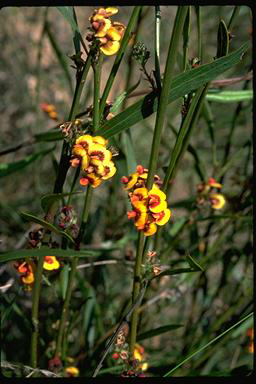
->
0, 147, 54, 178
56, 6, 80, 33
169, 217, 187, 237
206, 89, 253, 103
0, 247, 99, 263
110, 78, 141, 114
41, 191, 83, 213
216, 19, 229, 58
19, 212, 75, 244
96, 42, 249, 139
137, 324, 183, 341
44, 21, 73, 93
186, 253, 204, 271
164, 312, 253, 377
34, 130, 63, 142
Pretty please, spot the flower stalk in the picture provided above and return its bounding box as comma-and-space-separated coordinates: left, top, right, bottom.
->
129, 5, 189, 357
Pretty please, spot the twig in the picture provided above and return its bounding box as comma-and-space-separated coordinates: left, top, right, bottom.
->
76, 260, 117, 270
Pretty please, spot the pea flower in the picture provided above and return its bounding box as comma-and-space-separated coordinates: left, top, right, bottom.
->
196, 177, 226, 210
122, 165, 171, 236
15, 261, 35, 289
88, 7, 125, 56
43, 256, 60, 271
134, 344, 148, 372
70, 134, 116, 188
65, 366, 79, 377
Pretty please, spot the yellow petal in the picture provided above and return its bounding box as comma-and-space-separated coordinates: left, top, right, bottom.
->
152, 209, 171, 226
88, 144, 112, 163
210, 193, 226, 209
43, 256, 60, 271
102, 162, 116, 179
143, 222, 157, 236
100, 40, 120, 56
90, 158, 105, 175
92, 136, 108, 146
135, 212, 148, 229
22, 272, 34, 284
105, 7, 118, 15
72, 144, 87, 157
106, 26, 122, 41
81, 154, 89, 171
124, 173, 138, 190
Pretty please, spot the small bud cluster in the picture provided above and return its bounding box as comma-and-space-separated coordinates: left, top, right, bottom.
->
132, 41, 150, 67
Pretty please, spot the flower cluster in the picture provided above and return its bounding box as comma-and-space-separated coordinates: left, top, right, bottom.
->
40, 103, 58, 121
121, 165, 171, 236
15, 256, 60, 289
70, 134, 116, 188
196, 177, 226, 210
88, 7, 125, 56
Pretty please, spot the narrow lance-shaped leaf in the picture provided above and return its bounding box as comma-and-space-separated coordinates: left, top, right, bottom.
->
96, 42, 249, 139
0, 146, 55, 178
137, 324, 184, 341
0, 247, 99, 263
33, 43, 249, 143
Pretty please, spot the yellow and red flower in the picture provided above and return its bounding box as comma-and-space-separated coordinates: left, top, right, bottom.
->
70, 134, 116, 189
134, 344, 148, 372
15, 261, 35, 287
43, 256, 60, 271
123, 166, 171, 236
89, 7, 125, 56
209, 193, 226, 210
65, 366, 79, 377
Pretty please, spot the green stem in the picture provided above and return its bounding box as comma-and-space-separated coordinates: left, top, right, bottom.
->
164, 311, 253, 376
129, 6, 189, 358
93, 53, 103, 132
195, 6, 202, 62
55, 52, 102, 358
54, 255, 78, 358
30, 255, 45, 368
146, 6, 189, 190
183, 6, 191, 71
154, 6, 162, 89
227, 6, 240, 31
129, 230, 145, 356
98, 6, 142, 120
53, 53, 92, 195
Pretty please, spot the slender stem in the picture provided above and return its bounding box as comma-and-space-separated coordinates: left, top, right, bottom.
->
54, 255, 78, 358
67, 166, 80, 206
227, 6, 240, 31
162, 85, 207, 192
98, 6, 142, 120
154, 6, 162, 89
195, 6, 202, 62
30, 255, 45, 368
129, 6, 189, 358
183, 6, 191, 71
55, 52, 102, 358
93, 53, 103, 132
129, 230, 145, 356
146, 6, 189, 190
53, 53, 92, 195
